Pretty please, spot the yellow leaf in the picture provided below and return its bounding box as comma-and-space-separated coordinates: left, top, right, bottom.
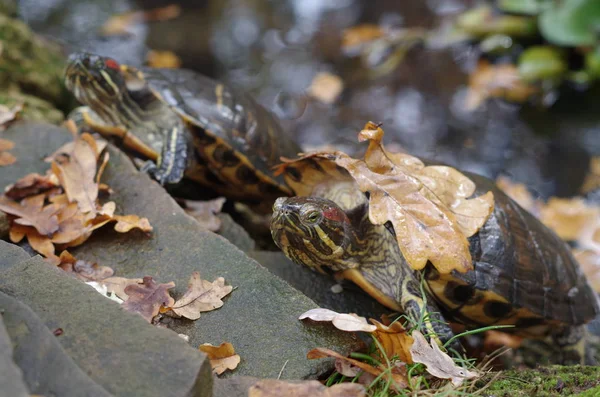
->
199, 342, 241, 375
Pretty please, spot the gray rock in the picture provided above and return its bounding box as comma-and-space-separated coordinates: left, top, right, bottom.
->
1, 290, 112, 397
0, 309, 29, 397
0, 257, 212, 397
0, 121, 362, 379
217, 213, 255, 252
213, 376, 259, 397
249, 251, 390, 319
0, 240, 30, 271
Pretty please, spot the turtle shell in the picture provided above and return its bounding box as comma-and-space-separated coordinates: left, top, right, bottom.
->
139, 67, 301, 200
425, 173, 600, 331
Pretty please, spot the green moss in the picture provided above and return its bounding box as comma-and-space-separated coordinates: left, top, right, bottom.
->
0, 91, 63, 123
480, 365, 600, 396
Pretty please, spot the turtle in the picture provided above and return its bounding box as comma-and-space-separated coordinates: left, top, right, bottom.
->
270, 170, 600, 364
64, 52, 301, 205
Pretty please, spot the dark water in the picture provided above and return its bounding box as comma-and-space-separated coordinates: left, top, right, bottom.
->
17, 0, 599, 198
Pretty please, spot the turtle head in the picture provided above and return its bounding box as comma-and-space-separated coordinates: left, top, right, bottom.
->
65, 52, 126, 105
270, 196, 357, 274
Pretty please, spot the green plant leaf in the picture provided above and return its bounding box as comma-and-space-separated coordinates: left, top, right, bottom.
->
539, 0, 600, 46
498, 0, 553, 16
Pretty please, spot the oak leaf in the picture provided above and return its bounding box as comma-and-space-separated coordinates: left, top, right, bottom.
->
249, 379, 365, 397
122, 276, 175, 322
199, 342, 241, 375
409, 330, 479, 386
0, 194, 60, 235
100, 276, 145, 301
112, 214, 153, 233
168, 272, 233, 320
182, 197, 226, 232
308, 347, 407, 391
4, 172, 59, 200
0, 103, 22, 130
0, 151, 16, 166
57, 251, 114, 282
370, 319, 414, 364
539, 197, 599, 241
0, 138, 14, 151
299, 308, 376, 332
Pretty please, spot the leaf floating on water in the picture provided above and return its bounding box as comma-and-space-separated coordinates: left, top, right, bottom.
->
409, 330, 479, 386
249, 379, 366, 397
299, 308, 377, 332
167, 271, 233, 320
122, 276, 175, 323
199, 342, 241, 375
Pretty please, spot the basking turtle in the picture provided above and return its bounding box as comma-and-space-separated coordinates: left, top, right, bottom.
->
64, 52, 300, 204
271, 171, 600, 363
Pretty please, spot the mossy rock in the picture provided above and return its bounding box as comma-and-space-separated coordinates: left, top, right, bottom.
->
480, 365, 600, 396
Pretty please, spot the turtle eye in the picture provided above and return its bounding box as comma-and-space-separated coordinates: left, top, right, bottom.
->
304, 210, 321, 224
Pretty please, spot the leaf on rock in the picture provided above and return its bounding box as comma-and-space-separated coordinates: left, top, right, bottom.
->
248, 379, 366, 397
299, 308, 377, 332
0, 194, 60, 235
0, 138, 15, 151
573, 249, 600, 294
4, 172, 59, 200
122, 276, 175, 322
539, 197, 599, 241
496, 176, 541, 214
308, 347, 407, 391
112, 214, 153, 233
57, 251, 114, 282
100, 276, 145, 301
182, 197, 226, 232
307, 72, 344, 104
199, 342, 241, 375
168, 272, 233, 320
0, 151, 16, 166
370, 319, 414, 364
409, 330, 479, 386
0, 103, 22, 130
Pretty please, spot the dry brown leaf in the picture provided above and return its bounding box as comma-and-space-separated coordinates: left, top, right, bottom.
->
4, 172, 59, 200
183, 197, 226, 232
581, 157, 600, 194
308, 347, 407, 391
539, 198, 599, 241
146, 50, 182, 68
409, 330, 479, 386
0, 151, 16, 166
307, 72, 344, 104
0, 194, 60, 235
51, 133, 101, 214
101, 4, 181, 36
100, 276, 145, 300
168, 272, 233, 320
112, 214, 153, 233
57, 251, 114, 282
573, 249, 600, 294
122, 276, 175, 322
0, 103, 22, 130
465, 60, 538, 110
199, 342, 241, 375
483, 330, 523, 351
299, 308, 376, 332
370, 319, 414, 364
0, 138, 14, 151
342, 24, 385, 52
249, 379, 365, 397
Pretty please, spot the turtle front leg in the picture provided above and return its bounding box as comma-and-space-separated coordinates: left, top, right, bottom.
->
140, 120, 189, 185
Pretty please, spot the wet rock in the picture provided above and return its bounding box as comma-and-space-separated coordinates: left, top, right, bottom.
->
0, 256, 213, 397
0, 121, 362, 379
217, 213, 256, 252
0, 307, 29, 397
249, 251, 390, 319
1, 289, 112, 397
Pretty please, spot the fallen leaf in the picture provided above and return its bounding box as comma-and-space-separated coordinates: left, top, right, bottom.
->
308, 347, 407, 391
57, 251, 114, 282
370, 319, 414, 364
0, 151, 16, 166
112, 214, 153, 233
199, 342, 241, 375
0, 194, 60, 235
496, 175, 540, 214
539, 197, 599, 241
409, 330, 479, 386
0, 138, 14, 151
146, 50, 182, 68
122, 276, 175, 322
465, 60, 538, 110
573, 249, 600, 294
101, 4, 181, 36
483, 330, 523, 351
335, 358, 361, 377
183, 197, 226, 232
249, 379, 365, 397
168, 272, 233, 320
307, 72, 344, 104
299, 308, 376, 332
100, 276, 145, 300
0, 103, 22, 130
342, 24, 385, 54
4, 172, 59, 200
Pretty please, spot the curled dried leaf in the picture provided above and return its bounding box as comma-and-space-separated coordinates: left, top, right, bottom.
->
370, 319, 414, 364
199, 342, 241, 375
299, 308, 376, 332
249, 379, 365, 397
168, 272, 233, 320
122, 276, 175, 323
100, 276, 145, 300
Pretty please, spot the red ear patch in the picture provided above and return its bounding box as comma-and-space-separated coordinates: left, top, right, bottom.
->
105, 59, 120, 70
322, 206, 348, 223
